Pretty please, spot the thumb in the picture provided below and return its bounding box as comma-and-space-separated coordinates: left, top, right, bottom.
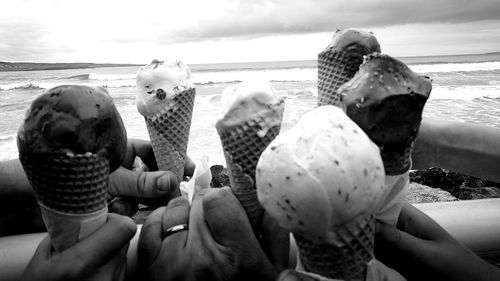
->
109, 168, 179, 199
261, 212, 290, 272
108, 197, 139, 217
202, 187, 255, 246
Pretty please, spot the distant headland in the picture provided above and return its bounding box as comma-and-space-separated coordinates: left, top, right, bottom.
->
0, 61, 140, 72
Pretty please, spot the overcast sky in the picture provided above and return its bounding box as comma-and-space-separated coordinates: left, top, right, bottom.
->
1, 0, 500, 64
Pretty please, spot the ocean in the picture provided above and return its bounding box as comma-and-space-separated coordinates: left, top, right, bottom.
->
1, 53, 500, 166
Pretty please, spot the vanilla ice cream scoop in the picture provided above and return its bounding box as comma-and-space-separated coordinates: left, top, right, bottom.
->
256, 105, 386, 243
218, 79, 284, 136
136, 59, 195, 117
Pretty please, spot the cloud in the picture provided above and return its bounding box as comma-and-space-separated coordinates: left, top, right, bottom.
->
155, 0, 500, 42
0, 20, 74, 61
1, 0, 499, 62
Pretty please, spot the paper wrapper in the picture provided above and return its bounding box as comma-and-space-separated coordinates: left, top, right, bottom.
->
21, 154, 125, 280
293, 216, 374, 281
317, 48, 364, 107
376, 172, 410, 226
145, 87, 196, 182
180, 155, 212, 204
216, 101, 285, 232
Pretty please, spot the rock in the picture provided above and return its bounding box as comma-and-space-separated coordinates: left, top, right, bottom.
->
410, 168, 500, 200
210, 165, 230, 187
407, 183, 458, 203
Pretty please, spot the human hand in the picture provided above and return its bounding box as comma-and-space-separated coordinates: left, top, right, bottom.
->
375, 202, 500, 281
107, 138, 196, 216
138, 187, 277, 281
20, 213, 136, 281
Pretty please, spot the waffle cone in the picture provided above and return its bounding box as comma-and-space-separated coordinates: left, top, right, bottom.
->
317, 48, 364, 107
22, 154, 126, 280
145, 88, 196, 182
295, 216, 375, 281
21, 154, 109, 214
216, 102, 284, 231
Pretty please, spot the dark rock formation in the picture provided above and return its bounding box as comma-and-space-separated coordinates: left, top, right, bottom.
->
410, 167, 500, 200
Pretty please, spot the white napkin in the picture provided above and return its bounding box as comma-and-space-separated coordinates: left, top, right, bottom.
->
180, 155, 212, 204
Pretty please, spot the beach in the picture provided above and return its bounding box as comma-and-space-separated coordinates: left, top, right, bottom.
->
1, 54, 500, 166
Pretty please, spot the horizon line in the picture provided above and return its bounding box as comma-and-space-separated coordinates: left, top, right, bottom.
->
2, 51, 499, 66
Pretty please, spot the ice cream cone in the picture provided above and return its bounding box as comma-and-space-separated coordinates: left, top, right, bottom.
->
295, 216, 374, 281
144, 87, 196, 182
17, 85, 128, 281
340, 53, 432, 175
317, 28, 381, 107
136, 59, 196, 182
257, 106, 387, 281
216, 100, 284, 231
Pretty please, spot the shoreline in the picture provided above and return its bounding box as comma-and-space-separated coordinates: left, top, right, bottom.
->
0, 61, 140, 72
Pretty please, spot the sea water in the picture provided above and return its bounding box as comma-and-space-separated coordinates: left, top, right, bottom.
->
1, 54, 500, 166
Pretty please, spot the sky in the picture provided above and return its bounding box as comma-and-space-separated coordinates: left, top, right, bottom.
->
1, 0, 500, 64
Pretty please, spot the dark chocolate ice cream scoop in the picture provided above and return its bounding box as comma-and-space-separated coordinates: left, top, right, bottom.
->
339, 54, 432, 174
18, 85, 127, 172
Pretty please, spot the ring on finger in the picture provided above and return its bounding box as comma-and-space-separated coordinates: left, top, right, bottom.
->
163, 224, 189, 238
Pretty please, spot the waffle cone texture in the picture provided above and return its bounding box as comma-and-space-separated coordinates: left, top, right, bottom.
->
21, 154, 109, 214
295, 216, 375, 281
216, 102, 284, 231
145, 88, 196, 181
317, 48, 364, 107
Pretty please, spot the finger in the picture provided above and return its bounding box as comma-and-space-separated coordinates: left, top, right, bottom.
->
108, 197, 139, 217
130, 138, 158, 170
375, 220, 438, 278
138, 207, 166, 270
162, 197, 190, 250
26, 234, 52, 265
261, 212, 290, 272
396, 203, 450, 241
109, 168, 179, 200
184, 155, 196, 178
202, 187, 255, 246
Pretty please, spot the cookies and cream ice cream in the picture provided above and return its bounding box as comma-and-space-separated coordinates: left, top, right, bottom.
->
318, 28, 381, 107
136, 59, 196, 181
256, 105, 387, 280
136, 59, 194, 117
216, 79, 285, 232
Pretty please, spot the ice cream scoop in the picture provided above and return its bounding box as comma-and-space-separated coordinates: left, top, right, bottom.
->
318, 28, 381, 107
256, 105, 387, 280
18, 85, 126, 172
18, 85, 127, 280
136, 59, 194, 117
136, 59, 196, 181
218, 79, 284, 136
339, 53, 432, 175
216, 79, 285, 232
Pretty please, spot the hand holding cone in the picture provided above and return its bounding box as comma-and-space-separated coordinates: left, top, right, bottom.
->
17, 85, 127, 280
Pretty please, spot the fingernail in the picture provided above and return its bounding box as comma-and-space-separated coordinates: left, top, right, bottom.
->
157, 173, 172, 192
